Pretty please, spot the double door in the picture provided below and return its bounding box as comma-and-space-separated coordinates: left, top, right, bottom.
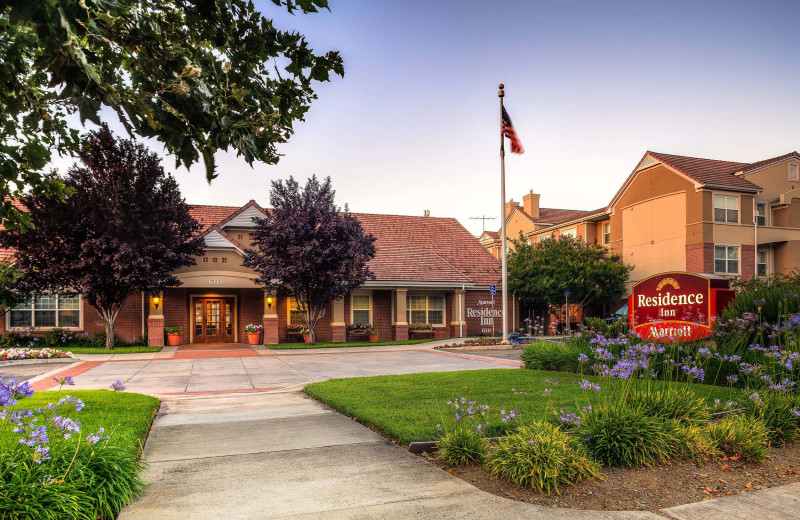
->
193, 298, 235, 343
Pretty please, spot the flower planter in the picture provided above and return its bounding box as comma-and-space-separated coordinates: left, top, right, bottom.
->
302, 333, 311, 343
166, 332, 182, 346
368, 333, 379, 342
246, 332, 263, 345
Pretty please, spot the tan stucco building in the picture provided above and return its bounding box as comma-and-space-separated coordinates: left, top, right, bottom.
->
481, 151, 800, 286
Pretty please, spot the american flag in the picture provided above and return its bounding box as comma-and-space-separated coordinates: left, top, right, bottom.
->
501, 106, 524, 154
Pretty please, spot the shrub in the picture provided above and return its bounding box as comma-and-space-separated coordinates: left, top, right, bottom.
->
583, 317, 628, 338
437, 425, 488, 466
707, 414, 770, 461
488, 422, 602, 494
624, 386, 709, 425
575, 404, 676, 467
521, 341, 588, 373
742, 392, 800, 443
668, 422, 720, 463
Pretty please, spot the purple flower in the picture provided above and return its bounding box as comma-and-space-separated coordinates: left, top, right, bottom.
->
52, 375, 75, 387
33, 445, 51, 464
110, 380, 126, 392
579, 379, 601, 392
578, 353, 589, 363
542, 388, 552, 396
726, 374, 738, 384
86, 427, 110, 445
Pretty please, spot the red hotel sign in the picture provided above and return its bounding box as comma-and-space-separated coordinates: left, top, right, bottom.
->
628, 272, 734, 342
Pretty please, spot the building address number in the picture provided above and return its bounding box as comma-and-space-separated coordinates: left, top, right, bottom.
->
208, 278, 223, 285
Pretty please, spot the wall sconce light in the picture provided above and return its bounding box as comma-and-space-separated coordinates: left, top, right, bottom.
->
266, 291, 274, 309
152, 295, 161, 310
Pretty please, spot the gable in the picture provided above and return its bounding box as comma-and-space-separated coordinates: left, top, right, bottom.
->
221, 205, 267, 228
204, 230, 243, 253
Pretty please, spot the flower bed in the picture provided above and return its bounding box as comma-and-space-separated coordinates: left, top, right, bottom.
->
1, 347, 74, 361
0, 381, 159, 518
437, 338, 504, 349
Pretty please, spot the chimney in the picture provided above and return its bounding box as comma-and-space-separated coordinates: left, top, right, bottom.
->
423, 210, 430, 217
523, 189, 540, 219
505, 199, 520, 218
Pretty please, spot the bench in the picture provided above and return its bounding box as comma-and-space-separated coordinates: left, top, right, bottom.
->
409, 324, 434, 339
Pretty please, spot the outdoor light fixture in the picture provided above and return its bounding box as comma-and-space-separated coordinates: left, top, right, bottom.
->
152, 295, 161, 310
266, 291, 274, 309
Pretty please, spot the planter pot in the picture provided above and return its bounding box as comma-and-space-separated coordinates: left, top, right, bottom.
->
302, 333, 311, 343
368, 334, 379, 342
434, 328, 446, 339
166, 333, 182, 346
246, 332, 263, 345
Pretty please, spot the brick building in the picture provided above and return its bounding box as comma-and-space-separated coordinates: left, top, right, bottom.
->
2, 202, 518, 345
481, 151, 800, 287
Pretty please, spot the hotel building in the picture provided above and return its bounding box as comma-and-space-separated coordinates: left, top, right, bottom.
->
481, 151, 800, 286
1, 202, 517, 345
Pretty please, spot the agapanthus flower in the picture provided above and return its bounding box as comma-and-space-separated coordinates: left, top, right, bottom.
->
52, 375, 75, 387
32, 445, 51, 464
86, 427, 110, 445
111, 380, 126, 392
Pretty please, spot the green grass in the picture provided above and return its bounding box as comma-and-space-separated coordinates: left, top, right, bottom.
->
304, 369, 738, 445
268, 339, 437, 349
2, 390, 159, 453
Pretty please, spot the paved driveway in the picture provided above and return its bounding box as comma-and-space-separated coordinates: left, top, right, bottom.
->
28, 345, 521, 395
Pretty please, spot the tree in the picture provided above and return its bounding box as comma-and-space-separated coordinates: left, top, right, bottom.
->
1, 0, 344, 230
0, 261, 25, 314
508, 235, 632, 325
0, 126, 204, 349
243, 176, 376, 344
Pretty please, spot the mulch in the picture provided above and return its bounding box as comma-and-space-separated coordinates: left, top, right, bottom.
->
421, 443, 800, 512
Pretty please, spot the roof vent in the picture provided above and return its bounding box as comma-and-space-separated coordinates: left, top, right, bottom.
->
423, 210, 430, 217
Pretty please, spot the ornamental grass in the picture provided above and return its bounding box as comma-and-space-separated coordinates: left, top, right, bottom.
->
488, 422, 602, 494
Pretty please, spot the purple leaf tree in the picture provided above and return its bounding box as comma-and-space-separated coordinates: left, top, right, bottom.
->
0, 126, 204, 349
243, 176, 376, 344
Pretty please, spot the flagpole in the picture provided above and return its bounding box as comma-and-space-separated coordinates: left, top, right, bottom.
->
499, 84, 509, 344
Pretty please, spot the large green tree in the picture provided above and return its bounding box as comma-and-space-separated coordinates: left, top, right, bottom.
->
508, 234, 632, 321
1, 0, 343, 230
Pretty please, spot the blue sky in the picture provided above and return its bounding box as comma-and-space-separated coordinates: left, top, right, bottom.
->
58, 0, 800, 235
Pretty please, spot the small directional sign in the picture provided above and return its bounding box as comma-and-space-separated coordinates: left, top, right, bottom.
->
489, 285, 496, 296
564, 289, 571, 298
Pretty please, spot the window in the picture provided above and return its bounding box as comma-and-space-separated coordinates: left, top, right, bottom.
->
537, 234, 553, 243
561, 227, 577, 238
602, 223, 610, 245
790, 164, 798, 182
406, 295, 444, 325
351, 294, 371, 325
714, 245, 739, 274
755, 203, 766, 227
714, 195, 739, 223
9, 295, 81, 329
757, 250, 768, 277
288, 299, 304, 325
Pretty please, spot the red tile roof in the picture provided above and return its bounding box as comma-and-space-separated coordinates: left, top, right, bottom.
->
742, 151, 800, 172
353, 213, 501, 286
537, 207, 599, 225
648, 152, 760, 191
188, 205, 241, 232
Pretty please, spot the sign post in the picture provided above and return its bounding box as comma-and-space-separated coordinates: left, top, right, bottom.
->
490, 285, 497, 337
564, 289, 570, 336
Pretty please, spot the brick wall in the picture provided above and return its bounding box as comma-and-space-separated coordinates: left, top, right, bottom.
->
372, 290, 393, 341
686, 243, 714, 274
741, 245, 755, 280
464, 290, 518, 336
239, 289, 263, 341
162, 288, 190, 343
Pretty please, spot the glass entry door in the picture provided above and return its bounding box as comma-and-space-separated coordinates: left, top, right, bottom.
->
193, 298, 235, 343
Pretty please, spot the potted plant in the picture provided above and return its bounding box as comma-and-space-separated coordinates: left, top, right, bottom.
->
367, 328, 380, 342
244, 324, 264, 345
165, 327, 183, 346
300, 327, 311, 343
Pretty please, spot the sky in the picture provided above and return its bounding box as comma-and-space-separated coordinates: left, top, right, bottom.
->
54, 0, 800, 236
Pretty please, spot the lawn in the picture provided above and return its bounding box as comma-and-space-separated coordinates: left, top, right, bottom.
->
2, 389, 160, 452
268, 338, 437, 350
27, 344, 163, 355
304, 369, 738, 445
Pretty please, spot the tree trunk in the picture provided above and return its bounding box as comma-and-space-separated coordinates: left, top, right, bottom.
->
98, 306, 122, 350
